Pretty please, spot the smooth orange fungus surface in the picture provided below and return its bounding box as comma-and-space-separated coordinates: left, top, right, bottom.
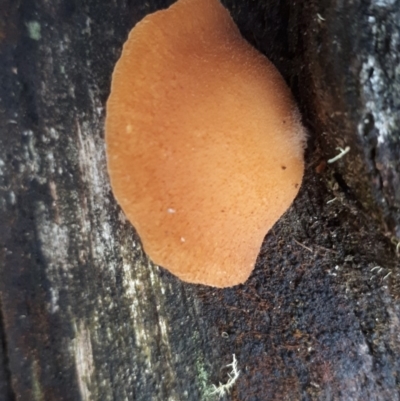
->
106, 0, 306, 287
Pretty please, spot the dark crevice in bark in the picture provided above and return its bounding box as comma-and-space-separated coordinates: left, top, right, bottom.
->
0, 298, 16, 401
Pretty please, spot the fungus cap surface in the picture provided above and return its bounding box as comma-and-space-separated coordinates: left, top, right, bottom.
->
106, 0, 306, 287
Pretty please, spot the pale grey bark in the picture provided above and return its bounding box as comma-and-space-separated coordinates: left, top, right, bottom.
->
0, 0, 399, 400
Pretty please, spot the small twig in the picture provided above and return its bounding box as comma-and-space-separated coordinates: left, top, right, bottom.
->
327, 146, 350, 163
326, 197, 337, 204
293, 239, 313, 253
313, 244, 338, 254
390, 237, 400, 256
383, 271, 392, 280
370, 266, 386, 280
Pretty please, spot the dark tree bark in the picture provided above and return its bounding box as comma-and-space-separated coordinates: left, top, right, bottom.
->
0, 0, 399, 400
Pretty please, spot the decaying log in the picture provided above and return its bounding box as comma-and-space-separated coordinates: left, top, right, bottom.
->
0, 0, 399, 400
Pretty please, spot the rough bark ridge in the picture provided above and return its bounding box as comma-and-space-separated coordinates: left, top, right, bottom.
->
0, 0, 399, 400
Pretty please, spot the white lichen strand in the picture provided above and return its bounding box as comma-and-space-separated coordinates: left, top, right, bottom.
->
209, 354, 240, 398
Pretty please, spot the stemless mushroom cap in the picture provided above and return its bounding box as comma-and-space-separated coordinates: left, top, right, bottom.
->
106, 0, 306, 287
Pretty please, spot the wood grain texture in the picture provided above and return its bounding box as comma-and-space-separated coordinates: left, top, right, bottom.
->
0, 0, 399, 400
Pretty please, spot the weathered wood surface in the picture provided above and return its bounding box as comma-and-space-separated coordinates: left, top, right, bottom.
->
0, 0, 399, 400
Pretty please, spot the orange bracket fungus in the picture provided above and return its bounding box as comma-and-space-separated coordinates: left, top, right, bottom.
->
106, 0, 307, 287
